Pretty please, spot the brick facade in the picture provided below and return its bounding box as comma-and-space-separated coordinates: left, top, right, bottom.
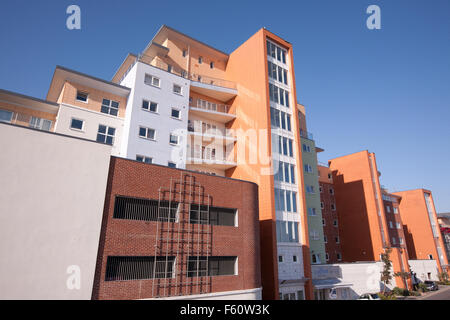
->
92, 157, 261, 299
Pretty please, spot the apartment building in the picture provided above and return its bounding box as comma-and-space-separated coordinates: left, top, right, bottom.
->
437, 213, 450, 263
0, 25, 312, 300
393, 190, 449, 273
318, 165, 342, 264
328, 150, 411, 289
297, 104, 326, 265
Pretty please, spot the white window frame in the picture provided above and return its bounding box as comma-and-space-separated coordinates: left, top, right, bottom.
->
0, 109, 14, 123
169, 133, 179, 145
136, 155, 152, 164
171, 108, 181, 119
70, 117, 84, 131
142, 99, 158, 113
173, 84, 182, 95
101, 98, 119, 116
29, 116, 52, 131
144, 74, 160, 88
139, 126, 156, 141
96, 124, 115, 146
76, 91, 89, 103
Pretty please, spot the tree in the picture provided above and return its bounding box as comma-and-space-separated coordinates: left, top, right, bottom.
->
380, 247, 393, 293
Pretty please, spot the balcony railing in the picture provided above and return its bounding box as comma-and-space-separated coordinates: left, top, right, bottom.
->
300, 129, 314, 140
189, 98, 234, 115
187, 120, 235, 139
188, 73, 237, 90
187, 146, 236, 164
0, 110, 53, 131
138, 55, 236, 90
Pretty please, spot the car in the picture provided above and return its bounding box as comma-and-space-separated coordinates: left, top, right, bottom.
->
357, 293, 381, 300
424, 281, 439, 291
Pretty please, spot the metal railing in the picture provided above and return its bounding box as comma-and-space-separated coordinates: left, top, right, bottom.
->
300, 129, 314, 140
187, 120, 235, 139
187, 147, 236, 164
138, 54, 236, 90
189, 98, 234, 115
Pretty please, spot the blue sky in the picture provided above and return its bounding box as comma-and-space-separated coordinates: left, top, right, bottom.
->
1, 0, 449, 211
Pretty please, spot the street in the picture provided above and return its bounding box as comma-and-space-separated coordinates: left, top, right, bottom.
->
406, 285, 450, 300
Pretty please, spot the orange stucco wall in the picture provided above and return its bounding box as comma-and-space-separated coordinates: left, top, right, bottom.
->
58, 82, 127, 118
393, 189, 449, 273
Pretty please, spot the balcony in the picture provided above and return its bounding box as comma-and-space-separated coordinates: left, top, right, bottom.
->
187, 120, 236, 142
189, 98, 236, 123
300, 129, 314, 141
139, 55, 237, 101
186, 146, 236, 170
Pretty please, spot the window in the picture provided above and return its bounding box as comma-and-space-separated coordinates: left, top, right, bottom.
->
142, 100, 158, 113
396, 222, 401, 229
337, 253, 342, 261
96, 125, 115, 145
333, 220, 338, 227
304, 164, 313, 173
269, 83, 290, 108
322, 219, 326, 226
105, 256, 174, 281
328, 173, 332, 180
393, 207, 398, 214
326, 253, 329, 261
324, 235, 328, 243
169, 134, 179, 145
144, 74, 160, 87
168, 162, 176, 168
306, 185, 315, 194
190, 204, 237, 227
139, 126, 155, 140
331, 204, 336, 211
29, 117, 52, 131
101, 99, 119, 116
293, 255, 298, 262
276, 220, 299, 243
0, 109, 13, 123
297, 290, 305, 300
428, 254, 433, 260
136, 155, 152, 164
308, 208, 317, 216
278, 255, 283, 263
198, 57, 203, 64
76, 91, 88, 102
182, 50, 187, 57
392, 237, 396, 245
210, 62, 214, 69
114, 196, 177, 222
386, 206, 391, 213
329, 188, 334, 195
319, 186, 323, 193
173, 84, 182, 95
321, 202, 324, 209
310, 230, 319, 241
70, 118, 84, 131
171, 108, 181, 119
389, 221, 394, 229
311, 254, 318, 264
399, 237, 404, 245
302, 143, 311, 153
187, 256, 236, 277
266, 40, 287, 64
335, 236, 340, 244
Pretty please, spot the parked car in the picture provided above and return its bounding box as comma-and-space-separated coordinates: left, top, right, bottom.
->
357, 293, 381, 300
424, 281, 439, 291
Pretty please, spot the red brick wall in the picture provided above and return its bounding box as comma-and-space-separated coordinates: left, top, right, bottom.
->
319, 181, 342, 263
92, 157, 261, 300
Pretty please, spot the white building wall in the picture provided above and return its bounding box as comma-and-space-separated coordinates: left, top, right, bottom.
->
54, 103, 124, 156
119, 61, 189, 167
408, 259, 439, 282
0, 123, 111, 299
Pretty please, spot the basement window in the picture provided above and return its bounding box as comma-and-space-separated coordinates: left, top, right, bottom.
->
105, 256, 175, 281
113, 196, 178, 222
187, 256, 237, 277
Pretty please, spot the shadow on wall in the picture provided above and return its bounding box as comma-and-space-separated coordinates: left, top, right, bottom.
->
403, 225, 417, 259
260, 219, 279, 300
332, 174, 375, 262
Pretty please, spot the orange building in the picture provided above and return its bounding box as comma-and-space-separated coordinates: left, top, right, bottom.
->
328, 151, 411, 289
393, 189, 449, 273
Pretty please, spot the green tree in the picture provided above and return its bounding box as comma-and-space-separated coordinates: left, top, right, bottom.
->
380, 247, 393, 293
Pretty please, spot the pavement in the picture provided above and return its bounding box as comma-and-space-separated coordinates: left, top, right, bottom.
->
403, 284, 450, 300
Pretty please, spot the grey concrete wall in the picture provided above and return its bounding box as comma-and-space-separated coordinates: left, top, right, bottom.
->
0, 123, 111, 299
